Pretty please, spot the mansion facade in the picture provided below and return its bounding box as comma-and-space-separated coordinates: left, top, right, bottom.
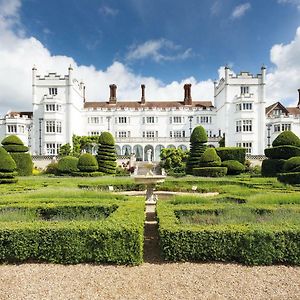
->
0, 66, 299, 161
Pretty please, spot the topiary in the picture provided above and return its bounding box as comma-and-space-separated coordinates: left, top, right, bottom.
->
193, 167, 227, 177
199, 148, 221, 167
261, 159, 285, 177
283, 156, 300, 172
44, 162, 59, 175
1, 135, 33, 176
78, 153, 98, 172
264, 145, 300, 159
190, 126, 208, 144
216, 147, 246, 164
0, 147, 17, 184
272, 131, 300, 147
57, 156, 79, 174
99, 132, 115, 146
221, 160, 245, 175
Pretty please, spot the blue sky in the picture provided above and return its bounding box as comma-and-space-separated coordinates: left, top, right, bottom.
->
1, 0, 300, 114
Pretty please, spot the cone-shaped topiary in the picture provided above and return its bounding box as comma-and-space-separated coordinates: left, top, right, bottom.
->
1, 135, 32, 176
199, 148, 221, 167
57, 156, 79, 174
0, 146, 17, 183
186, 126, 208, 174
78, 153, 98, 172
97, 132, 117, 174
272, 131, 300, 147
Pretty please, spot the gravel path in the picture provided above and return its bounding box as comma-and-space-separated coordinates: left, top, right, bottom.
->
0, 263, 299, 300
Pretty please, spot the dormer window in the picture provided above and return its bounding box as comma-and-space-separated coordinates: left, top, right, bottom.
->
49, 88, 57, 96
241, 86, 249, 94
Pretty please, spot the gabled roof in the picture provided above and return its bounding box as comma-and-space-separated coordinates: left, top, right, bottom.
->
6, 111, 33, 118
265, 102, 289, 116
287, 107, 300, 115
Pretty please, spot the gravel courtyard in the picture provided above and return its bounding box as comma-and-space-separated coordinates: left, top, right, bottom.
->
0, 262, 299, 300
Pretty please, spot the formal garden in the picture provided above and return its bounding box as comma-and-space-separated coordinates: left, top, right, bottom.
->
1, 128, 300, 266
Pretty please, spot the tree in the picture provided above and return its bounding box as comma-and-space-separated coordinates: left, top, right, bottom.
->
58, 143, 71, 157
160, 148, 189, 175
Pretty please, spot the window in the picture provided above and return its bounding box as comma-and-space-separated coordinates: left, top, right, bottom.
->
46, 143, 61, 155
170, 131, 185, 138
282, 124, 291, 131
89, 131, 100, 136
49, 88, 57, 96
274, 124, 280, 132
117, 117, 128, 124
237, 142, 252, 155
241, 86, 249, 94
197, 116, 212, 124
45, 121, 62, 133
18, 125, 25, 133
88, 117, 99, 124
243, 120, 252, 132
46, 104, 55, 112
173, 116, 183, 124
7, 125, 17, 133
236, 120, 242, 132
236, 104, 242, 111
146, 116, 155, 123
243, 103, 252, 110
143, 131, 155, 138
206, 130, 212, 137
118, 131, 129, 138
56, 121, 62, 133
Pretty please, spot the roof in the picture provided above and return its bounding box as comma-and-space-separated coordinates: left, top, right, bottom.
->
265, 102, 289, 115
6, 111, 33, 118
287, 107, 300, 115
84, 101, 214, 110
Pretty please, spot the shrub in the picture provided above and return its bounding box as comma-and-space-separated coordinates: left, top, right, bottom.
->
193, 167, 227, 177
283, 156, 300, 172
277, 172, 300, 185
78, 154, 98, 172
261, 159, 285, 177
216, 147, 246, 164
72, 171, 104, 177
57, 156, 79, 174
264, 145, 300, 159
3, 144, 28, 152
99, 132, 115, 146
1, 135, 23, 145
160, 148, 188, 176
221, 160, 245, 175
272, 131, 300, 147
0, 147, 17, 184
44, 162, 59, 175
58, 143, 72, 157
190, 126, 208, 144
199, 148, 221, 167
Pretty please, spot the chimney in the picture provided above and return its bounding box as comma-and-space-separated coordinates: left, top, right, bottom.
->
109, 84, 117, 104
184, 84, 192, 105
141, 84, 146, 104
298, 89, 300, 108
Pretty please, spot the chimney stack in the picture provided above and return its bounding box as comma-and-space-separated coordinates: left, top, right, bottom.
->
141, 84, 146, 104
184, 84, 192, 105
109, 84, 117, 104
298, 89, 300, 108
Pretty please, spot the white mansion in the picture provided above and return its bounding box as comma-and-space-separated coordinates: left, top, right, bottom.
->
0, 65, 299, 161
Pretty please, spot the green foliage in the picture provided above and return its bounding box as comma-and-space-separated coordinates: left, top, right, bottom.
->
11, 153, 33, 176
277, 172, 300, 185
72, 171, 104, 177
58, 143, 72, 157
283, 156, 300, 172
261, 159, 286, 177
99, 132, 115, 146
190, 126, 208, 144
218, 136, 225, 147
44, 162, 59, 175
160, 148, 188, 175
216, 147, 246, 164
1, 135, 23, 145
71, 135, 101, 157
78, 153, 98, 172
193, 167, 227, 177
199, 148, 221, 167
57, 156, 79, 174
0, 147, 16, 172
221, 160, 245, 175
272, 131, 300, 147
3, 144, 28, 152
264, 145, 300, 159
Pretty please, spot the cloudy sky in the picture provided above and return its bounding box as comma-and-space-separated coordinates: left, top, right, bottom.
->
1, 0, 300, 115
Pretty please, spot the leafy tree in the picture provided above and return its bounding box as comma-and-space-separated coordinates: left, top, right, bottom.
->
160, 148, 189, 175
58, 143, 72, 157
219, 136, 225, 147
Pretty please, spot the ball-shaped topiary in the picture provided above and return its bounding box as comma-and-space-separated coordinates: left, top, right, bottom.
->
190, 126, 208, 144
199, 148, 221, 167
272, 131, 300, 147
221, 160, 245, 175
99, 132, 115, 146
57, 156, 79, 174
1, 135, 23, 146
283, 156, 300, 172
0, 147, 17, 183
78, 153, 98, 172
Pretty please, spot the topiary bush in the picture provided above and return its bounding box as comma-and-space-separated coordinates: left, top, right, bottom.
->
199, 148, 221, 167
186, 126, 207, 174
221, 160, 245, 175
77, 153, 98, 172
1, 135, 33, 176
283, 156, 300, 172
277, 172, 300, 184
216, 147, 246, 164
97, 132, 117, 175
44, 162, 59, 175
193, 167, 227, 177
0, 147, 17, 184
261, 159, 286, 177
57, 156, 79, 174
264, 145, 300, 159
272, 131, 300, 147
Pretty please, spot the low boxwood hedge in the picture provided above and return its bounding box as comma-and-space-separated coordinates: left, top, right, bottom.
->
277, 172, 300, 185
264, 145, 300, 159
193, 167, 227, 177
3, 144, 29, 152
261, 159, 286, 177
57, 156, 79, 174
221, 160, 245, 175
216, 147, 246, 164
283, 156, 300, 172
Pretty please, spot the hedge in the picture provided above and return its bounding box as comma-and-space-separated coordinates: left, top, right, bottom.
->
216, 147, 246, 164
199, 148, 221, 167
190, 126, 208, 144
221, 160, 245, 175
193, 167, 227, 177
10, 153, 33, 176
72, 171, 104, 177
157, 202, 300, 265
99, 132, 115, 146
1, 135, 23, 145
272, 131, 300, 147
58, 156, 79, 174
277, 172, 300, 185
264, 145, 300, 159
283, 156, 300, 172
261, 159, 286, 177
78, 154, 98, 172
3, 144, 29, 152
0, 147, 16, 172
0, 196, 145, 265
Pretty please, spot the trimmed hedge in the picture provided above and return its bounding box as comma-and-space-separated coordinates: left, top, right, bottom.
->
57, 156, 79, 174
99, 132, 115, 146
186, 143, 207, 174
10, 153, 33, 176
72, 171, 104, 177
264, 145, 300, 159
221, 160, 245, 175
283, 156, 300, 172
0, 147, 16, 172
216, 147, 246, 164
272, 131, 300, 147
3, 144, 29, 152
78, 154, 98, 172
193, 167, 227, 177
1, 135, 23, 145
199, 148, 221, 167
190, 126, 208, 144
261, 159, 285, 177
277, 172, 300, 185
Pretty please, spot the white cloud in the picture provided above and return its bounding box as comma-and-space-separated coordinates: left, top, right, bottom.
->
266, 26, 300, 105
0, 1, 212, 116
278, 0, 300, 10
98, 5, 119, 17
210, 1, 222, 16
126, 39, 193, 62
231, 3, 251, 19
